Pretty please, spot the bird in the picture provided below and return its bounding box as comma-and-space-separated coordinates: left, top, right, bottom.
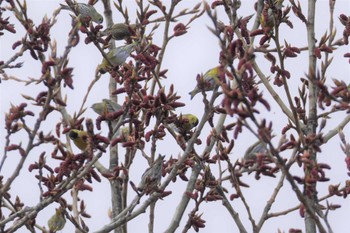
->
238, 140, 269, 174
116, 126, 130, 140
170, 114, 199, 132
189, 66, 223, 100
243, 140, 267, 161
60, 2, 103, 24
47, 208, 66, 232
138, 155, 165, 193
68, 129, 89, 151
100, 23, 135, 40
98, 43, 136, 73
91, 99, 122, 115
260, 0, 283, 32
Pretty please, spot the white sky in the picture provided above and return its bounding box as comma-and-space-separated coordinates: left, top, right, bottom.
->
1, 0, 350, 232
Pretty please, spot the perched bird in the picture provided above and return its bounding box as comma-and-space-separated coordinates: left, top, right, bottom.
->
116, 126, 130, 142
260, 0, 283, 32
239, 140, 268, 174
68, 129, 89, 151
98, 43, 136, 73
171, 114, 199, 132
47, 208, 66, 232
91, 99, 122, 115
138, 155, 165, 192
100, 23, 135, 40
189, 66, 223, 100
243, 141, 267, 161
60, 2, 103, 24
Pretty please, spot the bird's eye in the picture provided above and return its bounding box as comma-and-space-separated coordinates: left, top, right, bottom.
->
99, 17, 103, 23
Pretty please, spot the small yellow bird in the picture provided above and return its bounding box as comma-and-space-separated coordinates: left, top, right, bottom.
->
60, 2, 103, 24
175, 114, 199, 132
68, 129, 89, 151
91, 99, 122, 115
189, 66, 223, 100
98, 43, 136, 73
101, 23, 135, 40
168, 114, 199, 138
47, 208, 66, 232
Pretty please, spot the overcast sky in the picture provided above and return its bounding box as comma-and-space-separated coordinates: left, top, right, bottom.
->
1, 0, 350, 232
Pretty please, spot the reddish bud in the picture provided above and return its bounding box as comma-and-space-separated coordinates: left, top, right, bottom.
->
299, 205, 305, 218
122, 141, 136, 147
30, 49, 38, 60
250, 29, 264, 37
290, 229, 302, 233
145, 10, 157, 19
320, 44, 333, 53
179, 173, 188, 181
284, 48, 297, 57
79, 26, 88, 33
85, 37, 92, 44
339, 14, 348, 25
95, 134, 110, 145
112, 88, 126, 95
259, 35, 270, 45
345, 157, 350, 170
314, 47, 322, 59
12, 41, 22, 50
160, 191, 172, 198
28, 164, 39, 172
293, 176, 304, 184
211, 0, 224, 9
168, 102, 185, 108
159, 69, 168, 77
230, 193, 239, 200
6, 144, 21, 151
5, 24, 16, 33
76, 183, 93, 192
145, 130, 153, 142
91, 169, 101, 182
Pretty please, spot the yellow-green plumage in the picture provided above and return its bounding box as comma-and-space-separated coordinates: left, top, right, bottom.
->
47, 208, 66, 232
169, 114, 199, 133
177, 114, 199, 131
101, 23, 135, 40
116, 126, 130, 142
189, 66, 222, 100
60, 3, 103, 24
91, 99, 122, 115
98, 43, 136, 73
68, 129, 89, 151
